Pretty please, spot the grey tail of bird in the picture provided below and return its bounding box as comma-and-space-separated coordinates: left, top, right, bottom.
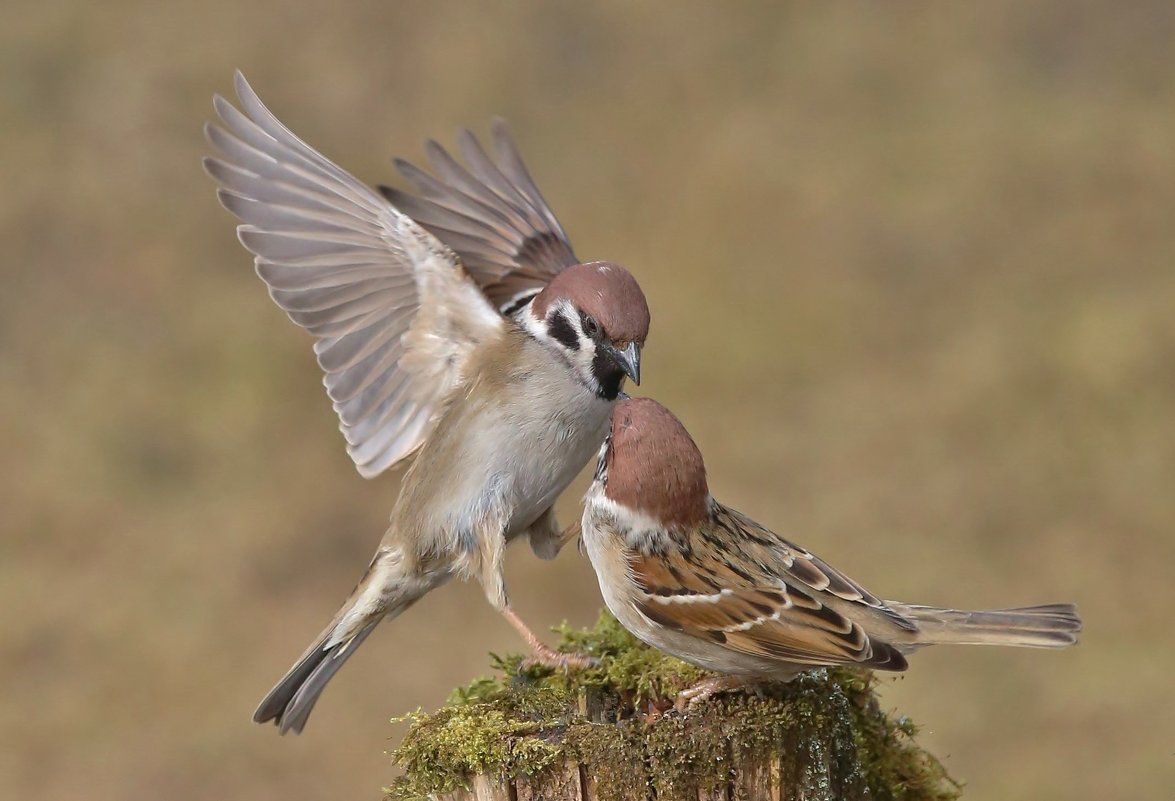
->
252, 615, 382, 735
252, 557, 430, 735
890, 602, 1082, 649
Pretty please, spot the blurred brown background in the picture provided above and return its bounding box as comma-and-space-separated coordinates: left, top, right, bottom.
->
4, 2, 1173, 799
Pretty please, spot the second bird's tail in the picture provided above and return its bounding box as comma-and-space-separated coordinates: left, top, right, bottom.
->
889, 602, 1082, 649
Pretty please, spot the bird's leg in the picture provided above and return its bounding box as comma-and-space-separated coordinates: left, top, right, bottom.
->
500, 606, 596, 671
675, 675, 758, 713
475, 517, 594, 671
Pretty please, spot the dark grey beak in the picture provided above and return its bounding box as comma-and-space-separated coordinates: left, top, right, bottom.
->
611, 341, 641, 385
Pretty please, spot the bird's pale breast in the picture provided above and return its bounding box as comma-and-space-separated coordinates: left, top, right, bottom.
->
389, 332, 613, 558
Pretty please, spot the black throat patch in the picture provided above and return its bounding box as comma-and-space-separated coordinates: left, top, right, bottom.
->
592, 351, 626, 400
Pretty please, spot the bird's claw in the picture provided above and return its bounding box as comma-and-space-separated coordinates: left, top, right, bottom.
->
520, 644, 598, 672
673, 676, 755, 713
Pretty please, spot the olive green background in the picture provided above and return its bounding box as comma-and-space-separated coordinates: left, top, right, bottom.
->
4, 2, 1173, 800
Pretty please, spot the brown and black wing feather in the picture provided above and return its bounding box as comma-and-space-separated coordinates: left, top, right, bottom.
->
379, 120, 579, 313
627, 504, 911, 671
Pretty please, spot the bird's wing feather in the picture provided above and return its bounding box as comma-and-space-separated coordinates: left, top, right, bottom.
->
379, 119, 578, 313
626, 505, 912, 669
204, 71, 504, 477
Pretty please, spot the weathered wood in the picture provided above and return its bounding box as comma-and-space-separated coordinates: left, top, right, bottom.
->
516, 760, 583, 801
436, 773, 511, 801
581, 767, 649, 801
386, 614, 958, 801
733, 756, 779, 801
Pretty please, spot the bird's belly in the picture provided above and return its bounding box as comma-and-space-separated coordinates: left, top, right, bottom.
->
428, 390, 612, 543
500, 400, 612, 535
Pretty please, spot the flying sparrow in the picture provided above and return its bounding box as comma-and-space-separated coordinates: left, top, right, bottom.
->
204, 72, 650, 733
580, 398, 1082, 710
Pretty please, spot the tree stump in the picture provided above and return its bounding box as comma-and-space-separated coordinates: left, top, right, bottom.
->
384, 614, 959, 801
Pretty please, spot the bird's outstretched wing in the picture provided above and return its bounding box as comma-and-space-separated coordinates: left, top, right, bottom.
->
204, 72, 504, 478
625, 504, 913, 670
379, 120, 579, 314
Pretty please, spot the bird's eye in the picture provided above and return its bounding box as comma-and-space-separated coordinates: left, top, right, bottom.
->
581, 315, 600, 338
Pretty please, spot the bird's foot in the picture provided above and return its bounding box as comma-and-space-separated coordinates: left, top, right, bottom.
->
674, 675, 756, 713
501, 605, 598, 672
520, 642, 598, 672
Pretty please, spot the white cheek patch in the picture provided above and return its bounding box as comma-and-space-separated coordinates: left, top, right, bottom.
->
571, 340, 600, 391
516, 306, 549, 340
519, 299, 603, 394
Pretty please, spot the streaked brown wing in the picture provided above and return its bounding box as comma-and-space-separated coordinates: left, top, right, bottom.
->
626, 507, 910, 670
713, 506, 917, 633
379, 119, 579, 313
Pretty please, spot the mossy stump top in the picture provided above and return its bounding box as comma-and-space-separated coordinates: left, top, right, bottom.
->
385, 613, 959, 801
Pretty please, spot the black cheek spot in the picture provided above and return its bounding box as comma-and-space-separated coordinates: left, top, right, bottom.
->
548, 311, 579, 351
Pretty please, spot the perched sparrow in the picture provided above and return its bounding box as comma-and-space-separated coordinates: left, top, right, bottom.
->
204, 72, 650, 733
581, 398, 1082, 709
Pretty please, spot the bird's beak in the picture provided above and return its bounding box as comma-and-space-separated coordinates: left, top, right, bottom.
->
610, 341, 641, 385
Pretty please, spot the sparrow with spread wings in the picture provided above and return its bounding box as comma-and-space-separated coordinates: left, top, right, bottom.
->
581, 398, 1082, 709
204, 73, 649, 733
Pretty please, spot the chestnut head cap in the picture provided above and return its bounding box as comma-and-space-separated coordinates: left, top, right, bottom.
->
533, 261, 650, 346
603, 397, 710, 527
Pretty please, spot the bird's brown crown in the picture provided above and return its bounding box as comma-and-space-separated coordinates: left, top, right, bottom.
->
604, 398, 710, 527
532, 262, 650, 344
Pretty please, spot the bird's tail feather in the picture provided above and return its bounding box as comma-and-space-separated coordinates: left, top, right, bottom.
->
253, 557, 431, 734
252, 616, 382, 734
890, 602, 1082, 649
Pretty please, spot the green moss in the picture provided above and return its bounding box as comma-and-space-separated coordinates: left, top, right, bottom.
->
837, 672, 961, 801
384, 612, 960, 801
